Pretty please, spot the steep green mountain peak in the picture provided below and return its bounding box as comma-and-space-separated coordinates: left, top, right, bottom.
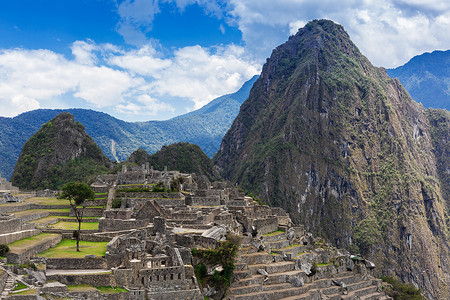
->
215, 19, 450, 299
11, 113, 111, 190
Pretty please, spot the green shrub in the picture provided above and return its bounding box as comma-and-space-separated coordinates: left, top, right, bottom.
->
381, 276, 424, 300
111, 198, 122, 208
0, 244, 9, 256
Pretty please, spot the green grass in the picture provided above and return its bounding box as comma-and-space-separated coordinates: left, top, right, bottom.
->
12, 209, 70, 217
317, 262, 331, 266
24, 197, 70, 206
263, 230, 285, 237
50, 221, 99, 230
12, 283, 27, 291
8, 233, 60, 253
68, 284, 97, 292
38, 239, 108, 258
284, 243, 302, 249
10, 288, 36, 295
96, 286, 128, 294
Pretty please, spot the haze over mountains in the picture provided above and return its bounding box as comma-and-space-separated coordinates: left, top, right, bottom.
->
0, 75, 258, 180
387, 50, 450, 110
215, 20, 450, 299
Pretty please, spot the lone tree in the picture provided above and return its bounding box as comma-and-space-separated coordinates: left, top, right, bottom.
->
58, 182, 95, 251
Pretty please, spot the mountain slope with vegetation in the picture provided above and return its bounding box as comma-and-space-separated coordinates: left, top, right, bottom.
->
0, 75, 258, 180
214, 20, 450, 299
11, 113, 111, 190
387, 50, 450, 110
127, 143, 220, 181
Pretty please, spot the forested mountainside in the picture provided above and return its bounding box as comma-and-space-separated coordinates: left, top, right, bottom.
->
126, 143, 220, 181
11, 113, 111, 190
215, 20, 450, 299
387, 50, 450, 110
0, 75, 257, 180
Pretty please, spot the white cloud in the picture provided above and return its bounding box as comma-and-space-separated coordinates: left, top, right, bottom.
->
71, 40, 98, 65
0, 47, 143, 117
222, 0, 450, 67
0, 40, 259, 119
289, 20, 306, 35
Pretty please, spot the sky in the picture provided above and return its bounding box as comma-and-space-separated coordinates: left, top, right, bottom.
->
0, 0, 449, 122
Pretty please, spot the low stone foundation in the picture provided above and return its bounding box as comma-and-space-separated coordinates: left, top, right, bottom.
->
46, 257, 107, 269
0, 229, 40, 245
7, 234, 62, 264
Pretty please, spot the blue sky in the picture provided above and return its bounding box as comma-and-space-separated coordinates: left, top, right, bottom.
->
0, 0, 449, 121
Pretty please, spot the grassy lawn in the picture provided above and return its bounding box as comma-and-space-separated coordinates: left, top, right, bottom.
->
50, 221, 99, 230
28, 216, 100, 226
10, 288, 36, 295
8, 233, 60, 253
38, 239, 108, 258
12, 208, 70, 217
24, 197, 70, 206
68, 284, 97, 292
12, 283, 27, 291
263, 230, 285, 237
96, 286, 128, 294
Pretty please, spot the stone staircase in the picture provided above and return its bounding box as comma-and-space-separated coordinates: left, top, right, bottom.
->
227, 232, 390, 300
1, 275, 15, 298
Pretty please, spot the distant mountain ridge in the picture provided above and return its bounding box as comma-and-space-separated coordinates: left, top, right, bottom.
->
387, 50, 449, 110
0, 75, 258, 180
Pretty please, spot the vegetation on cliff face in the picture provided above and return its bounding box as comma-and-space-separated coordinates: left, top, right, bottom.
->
214, 19, 450, 299
0, 76, 257, 180
11, 113, 111, 190
426, 108, 450, 210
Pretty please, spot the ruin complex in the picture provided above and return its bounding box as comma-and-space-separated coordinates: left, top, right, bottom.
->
0, 166, 391, 299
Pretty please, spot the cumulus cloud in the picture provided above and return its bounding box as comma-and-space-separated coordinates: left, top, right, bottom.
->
0, 40, 259, 119
224, 0, 450, 67
110, 43, 260, 109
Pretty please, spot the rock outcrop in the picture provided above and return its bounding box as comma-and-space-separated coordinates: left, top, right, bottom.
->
11, 112, 111, 190
214, 19, 450, 299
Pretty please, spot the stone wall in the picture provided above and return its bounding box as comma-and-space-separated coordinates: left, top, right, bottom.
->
46, 257, 107, 269
18, 212, 49, 222
99, 218, 149, 232
7, 234, 62, 264
191, 196, 220, 206
0, 269, 7, 295
0, 229, 40, 245
70, 207, 104, 217
146, 289, 202, 300
252, 216, 279, 234
47, 272, 113, 286
0, 204, 33, 213
0, 217, 21, 234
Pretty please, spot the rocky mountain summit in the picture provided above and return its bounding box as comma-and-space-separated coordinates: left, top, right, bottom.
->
10, 113, 111, 190
215, 19, 450, 299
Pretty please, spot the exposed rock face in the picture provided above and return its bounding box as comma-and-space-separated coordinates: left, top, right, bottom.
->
214, 19, 450, 299
11, 112, 111, 190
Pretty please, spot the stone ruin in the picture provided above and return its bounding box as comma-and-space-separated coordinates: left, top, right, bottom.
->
0, 164, 391, 300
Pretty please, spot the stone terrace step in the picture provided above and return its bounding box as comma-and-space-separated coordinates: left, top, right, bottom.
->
266, 239, 290, 249
229, 284, 262, 295
232, 275, 264, 288
236, 252, 273, 265
6, 233, 62, 264
342, 285, 379, 299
